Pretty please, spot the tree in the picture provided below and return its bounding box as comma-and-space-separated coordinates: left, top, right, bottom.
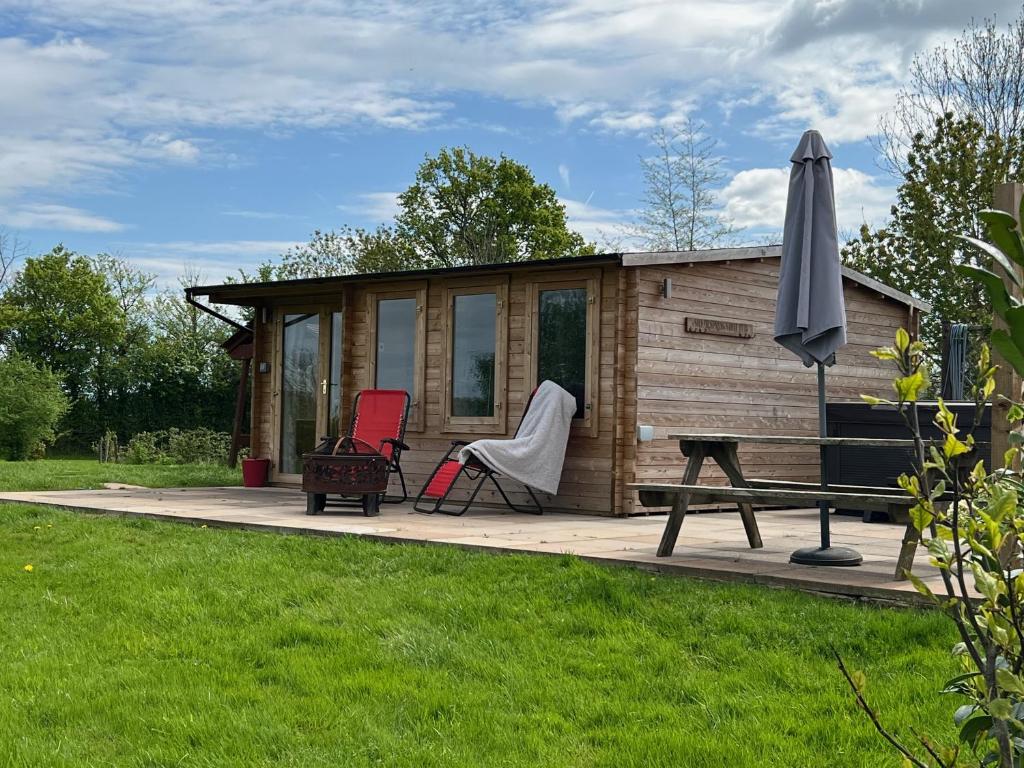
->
877, 12, 1024, 175
263, 226, 417, 280
0, 228, 27, 291
0, 353, 68, 459
395, 146, 592, 267
0, 245, 123, 405
632, 122, 736, 252
843, 114, 1022, 352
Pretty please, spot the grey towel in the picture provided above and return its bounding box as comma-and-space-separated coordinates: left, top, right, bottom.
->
459, 380, 576, 496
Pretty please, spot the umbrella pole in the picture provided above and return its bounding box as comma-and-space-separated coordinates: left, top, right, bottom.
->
818, 362, 830, 549
789, 362, 863, 567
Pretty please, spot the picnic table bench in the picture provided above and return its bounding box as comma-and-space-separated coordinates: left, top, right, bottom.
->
629, 433, 934, 579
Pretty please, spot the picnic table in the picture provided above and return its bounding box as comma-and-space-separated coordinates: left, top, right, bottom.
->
629, 432, 929, 579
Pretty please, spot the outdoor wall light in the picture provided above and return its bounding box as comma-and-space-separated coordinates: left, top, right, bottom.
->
258, 361, 271, 374
637, 424, 655, 442
661, 278, 672, 299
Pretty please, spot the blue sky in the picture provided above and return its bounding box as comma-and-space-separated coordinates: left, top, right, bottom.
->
1, 0, 1018, 286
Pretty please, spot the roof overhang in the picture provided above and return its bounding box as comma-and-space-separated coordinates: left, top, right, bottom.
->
187, 253, 621, 306
620, 245, 931, 312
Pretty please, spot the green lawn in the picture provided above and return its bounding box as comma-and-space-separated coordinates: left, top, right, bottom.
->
0, 458, 241, 491
1, 501, 958, 767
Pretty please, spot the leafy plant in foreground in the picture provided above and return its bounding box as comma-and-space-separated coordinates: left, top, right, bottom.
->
841, 202, 1024, 766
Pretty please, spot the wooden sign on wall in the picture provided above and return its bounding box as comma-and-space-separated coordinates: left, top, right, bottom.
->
685, 316, 755, 339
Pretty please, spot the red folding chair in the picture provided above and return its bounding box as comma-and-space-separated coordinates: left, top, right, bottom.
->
413, 388, 544, 516
306, 389, 411, 515
348, 389, 411, 502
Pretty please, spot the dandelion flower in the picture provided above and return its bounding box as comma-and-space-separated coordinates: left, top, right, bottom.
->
23, 564, 33, 573
200, 524, 208, 529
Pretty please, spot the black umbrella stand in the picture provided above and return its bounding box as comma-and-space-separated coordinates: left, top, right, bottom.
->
789, 362, 863, 567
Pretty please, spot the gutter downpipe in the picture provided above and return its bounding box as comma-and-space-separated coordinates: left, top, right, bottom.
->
184, 289, 249, 332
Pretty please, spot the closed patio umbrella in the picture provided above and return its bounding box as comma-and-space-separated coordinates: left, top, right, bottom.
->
774, 129, 861, 567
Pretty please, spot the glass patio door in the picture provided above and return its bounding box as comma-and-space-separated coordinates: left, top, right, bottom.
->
277, 309, 343, 480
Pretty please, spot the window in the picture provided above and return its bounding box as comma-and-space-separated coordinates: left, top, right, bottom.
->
327, 311, 343, 436
367, 285, 426, 431
280, 312, 320, 475
375, 298, 416, 392
452, 292, 497, 417
443, 280, 508, 431
526, 273, 600, 436
537, 287, 587, 418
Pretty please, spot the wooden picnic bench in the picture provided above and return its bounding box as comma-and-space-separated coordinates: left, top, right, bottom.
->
628, 433, 932, 579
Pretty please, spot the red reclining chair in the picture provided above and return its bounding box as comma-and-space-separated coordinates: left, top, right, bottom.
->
413, 388, 543, 516
307, 389, 411, 514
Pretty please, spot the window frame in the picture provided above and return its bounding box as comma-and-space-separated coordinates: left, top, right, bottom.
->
524, 270, 601, 438
366, 282, 427, 432
441, 277, 509, 434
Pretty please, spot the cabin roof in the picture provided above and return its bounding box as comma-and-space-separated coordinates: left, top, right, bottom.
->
188, 245, 929, 312
187, 253, 620, 305
621, 245, 931, 312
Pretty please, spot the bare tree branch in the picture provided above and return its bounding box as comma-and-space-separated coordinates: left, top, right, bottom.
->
875, 13, 1024, 175
632, 121, 738, 251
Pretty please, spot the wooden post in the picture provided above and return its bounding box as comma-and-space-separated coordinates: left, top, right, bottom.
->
228, 357, 251, 468
992, 183, 1024, 468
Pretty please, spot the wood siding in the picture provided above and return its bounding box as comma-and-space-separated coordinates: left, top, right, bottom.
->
631, 258, 910, 505
250, 265, 622, 514
245, 256, 915, 517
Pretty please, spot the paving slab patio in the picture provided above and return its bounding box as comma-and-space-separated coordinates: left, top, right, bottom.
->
0, 486, 949, 603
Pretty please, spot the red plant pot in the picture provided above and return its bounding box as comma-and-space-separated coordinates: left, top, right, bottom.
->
241, 458, 271, 488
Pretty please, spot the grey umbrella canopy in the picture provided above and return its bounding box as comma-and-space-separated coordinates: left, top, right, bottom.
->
773, 129, 847, 367
775, 129, 861, 567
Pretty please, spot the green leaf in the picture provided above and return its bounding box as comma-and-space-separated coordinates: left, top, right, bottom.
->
960, 233, 1024, 287
990, 697, 1014, 720
909, 503, 934, 532
996, 668, 1024, 695
990, 329, 1024, 378
979, 208, 1024, 267
851, 669, 866, 693
959, 713, 994, 745
894, 371, 927, 402
957, 264, 1012, 316
895, 327, 910, 352
943, 433, 971, 458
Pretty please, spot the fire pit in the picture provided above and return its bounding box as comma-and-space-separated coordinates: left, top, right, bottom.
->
302, 437, 389, 516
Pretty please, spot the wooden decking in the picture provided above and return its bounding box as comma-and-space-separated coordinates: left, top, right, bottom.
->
0, 486, 951, 604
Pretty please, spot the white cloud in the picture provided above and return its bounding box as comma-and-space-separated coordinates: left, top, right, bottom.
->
142, 134, 200, 163
561, 196, 638, 248
558, 163, 571, 189
117, 239, 303, 286
0, 203, 123, 232
0, 0, 1006, 226
721, 165, 895, 235
337, 192, 402, 224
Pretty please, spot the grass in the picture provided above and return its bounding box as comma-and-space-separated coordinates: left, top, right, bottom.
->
1, 502, 959, 767
0, 458, 241, 491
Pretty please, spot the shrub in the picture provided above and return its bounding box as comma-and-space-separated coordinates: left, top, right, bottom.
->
166, 428, 231, 465
124, 431, 164, 464
0, 354, 68, 460
842, 203, 1024, 767
125, 428, 231, 465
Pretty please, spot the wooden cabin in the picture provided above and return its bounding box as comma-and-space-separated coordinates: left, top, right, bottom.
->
188, 245, 927, 516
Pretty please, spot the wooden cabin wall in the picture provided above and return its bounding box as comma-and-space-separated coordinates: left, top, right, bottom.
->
250, 311, 274, 462
630, 258, 910, 502
251, 264, 623, 515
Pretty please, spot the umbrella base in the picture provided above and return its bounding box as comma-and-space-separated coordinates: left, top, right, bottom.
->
789, 546, 863, 567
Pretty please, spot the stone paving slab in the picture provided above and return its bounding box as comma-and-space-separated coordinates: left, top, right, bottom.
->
0, 486, 950, 604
